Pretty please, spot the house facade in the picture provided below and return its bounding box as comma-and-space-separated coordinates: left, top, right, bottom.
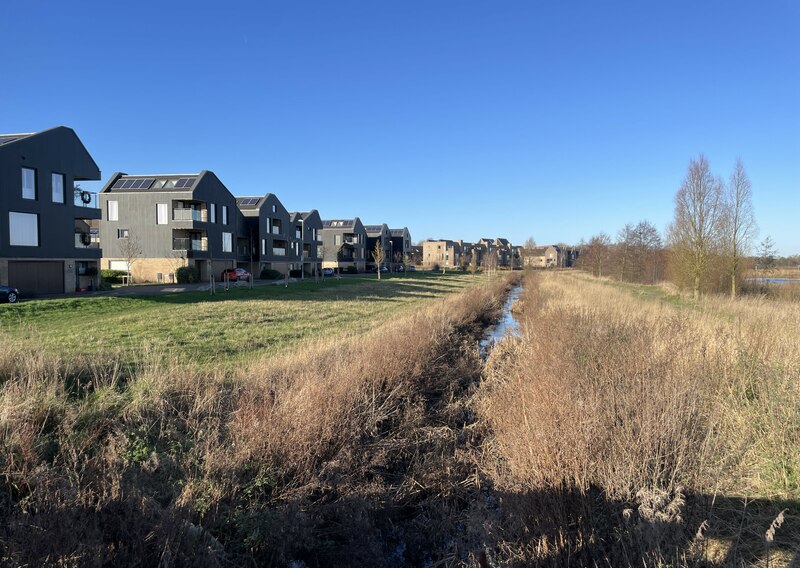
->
288, 210, 323, 276
525, 245, 561, 268
0, 126, 102, 295
99, 171, 245, 282
320, 218, 367, 272
237, 194, 299, 275
422, 240, 461, 269
389, 227, 412, 266
364, 224, 392, 270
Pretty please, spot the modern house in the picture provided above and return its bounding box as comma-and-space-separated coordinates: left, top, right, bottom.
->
320, 218, 367, 272
288, 210, 323, 276
389, 227, 412, 266
236, 193, 296, 276
0, 126, 102, 295
363, 224, 392, 270
525, 245, 561, 268
99, 171, 246, 282
422, 240, 461, 270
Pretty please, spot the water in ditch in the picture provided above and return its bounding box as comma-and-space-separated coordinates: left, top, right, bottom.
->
480, 285, 523, 354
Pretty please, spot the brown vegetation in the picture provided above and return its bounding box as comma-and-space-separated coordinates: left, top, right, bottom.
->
0, 275, 517, 566
475, 271, 800, 565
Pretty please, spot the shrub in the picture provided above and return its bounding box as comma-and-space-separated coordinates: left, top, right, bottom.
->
176, 266, 199, 284
259, 268, 282, 280
100, 269, 127, 284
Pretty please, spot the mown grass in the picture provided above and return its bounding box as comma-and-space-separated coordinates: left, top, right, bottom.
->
0, 273, 478, 365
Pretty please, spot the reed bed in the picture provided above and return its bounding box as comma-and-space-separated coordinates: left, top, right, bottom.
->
476, 271, 800, 566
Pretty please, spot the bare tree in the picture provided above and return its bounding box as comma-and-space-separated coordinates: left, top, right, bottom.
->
120, 233, 143, 284
582, 233, 611, 277
485, 250, 498, 277
667, 155, 725, 300
372, 241, 385, 280
722, 159, 757, 297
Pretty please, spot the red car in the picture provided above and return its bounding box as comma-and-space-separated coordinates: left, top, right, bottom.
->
220, 268, 251, 282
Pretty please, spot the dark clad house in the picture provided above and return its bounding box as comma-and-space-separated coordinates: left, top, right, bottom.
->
99, 171, 246, 282
236, 193, 295, 275
389, 227, 412, 266
0, 126, 102, 295
288, 210, 323, 276
363, 223, 391, 270
320, 218, 367, 272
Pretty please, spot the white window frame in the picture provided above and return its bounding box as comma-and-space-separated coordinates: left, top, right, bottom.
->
222, 232, 232, 253
52, 172, 65, 203
9, 212, 39, 246
117, 228, 130, 239
222, 205, 228, 225
156, 203, 168, 225
209, 203, 216, 223
22, 168, 36, 200
261, 239, 266, 255
107, 200, 119, 221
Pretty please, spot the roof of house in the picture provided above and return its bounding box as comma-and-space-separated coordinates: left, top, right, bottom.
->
389, 228, 408, 237
322, 219, 356, 228
0, 133, 35, 146
496, 238, 510, 246
0, 126, 101, 180
530, 245, 555, 255
363, 224, 388, 235
236, 196, 266, 209
104, 172, 202, 193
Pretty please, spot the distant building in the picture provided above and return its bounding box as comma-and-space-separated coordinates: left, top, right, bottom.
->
422, 239, 461, 269
363, 224, 392, 270
525, 245, 561, 268
389, 227, 412, 265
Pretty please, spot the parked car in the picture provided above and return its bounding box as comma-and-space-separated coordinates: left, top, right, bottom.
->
407, 266, 416, 272
380, 266, 389, 273
0, 285, 20, 303
220, 268, 251, 282
322, 268, 335, 277
395, 265, 405, 272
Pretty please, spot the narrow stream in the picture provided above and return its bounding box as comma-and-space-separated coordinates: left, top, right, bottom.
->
480, 285, 523, 353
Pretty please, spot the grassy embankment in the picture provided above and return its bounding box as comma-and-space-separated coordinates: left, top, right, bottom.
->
0, 273, 478, 365
477, 271, 800, 566
0, 271, 518, 566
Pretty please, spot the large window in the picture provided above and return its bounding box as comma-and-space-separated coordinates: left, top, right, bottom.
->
156, 203, 168, 225
222, 232, 232, 252
9, 212, 38, 246
107, 200, 119, 221
22, 168, 36, 200
222, 205, 228, 225
52, 173, 65, 203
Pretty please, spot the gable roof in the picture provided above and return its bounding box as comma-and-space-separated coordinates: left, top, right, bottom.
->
103, 172, 202, 193
364, 224, 388, 235
236, 196, 265, 209
389, 228, 408, 237
0, 126, 100, 180
322, 219, 356, 228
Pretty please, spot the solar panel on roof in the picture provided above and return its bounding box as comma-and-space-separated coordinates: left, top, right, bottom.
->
175, 178, 187, 188
140, 178, 154, 189
132, 179, 145, 189
112, 179, 126, 189
122, 179, 135, 189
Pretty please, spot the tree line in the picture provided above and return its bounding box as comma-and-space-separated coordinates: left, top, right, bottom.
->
574, 155, 786, 298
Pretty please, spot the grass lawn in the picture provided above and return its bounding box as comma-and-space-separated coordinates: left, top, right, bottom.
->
0, 273, 481, 365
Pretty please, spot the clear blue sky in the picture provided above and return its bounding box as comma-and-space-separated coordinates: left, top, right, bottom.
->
2, 1, 798, 254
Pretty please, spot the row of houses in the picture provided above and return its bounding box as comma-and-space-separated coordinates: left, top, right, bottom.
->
419, 239, 566, 270
0, 126, 412, 295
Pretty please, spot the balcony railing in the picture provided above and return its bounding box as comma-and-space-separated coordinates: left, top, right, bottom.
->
272, 247, 286, 256
173, 238, 207, 251
74, 190, 99, 209
173, 208, 206, 222
74, 233, 99, 248
271, 226, 282, 235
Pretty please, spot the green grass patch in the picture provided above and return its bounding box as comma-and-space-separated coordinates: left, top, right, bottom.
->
0, 273, 479, 365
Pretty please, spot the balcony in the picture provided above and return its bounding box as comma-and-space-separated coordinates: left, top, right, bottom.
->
74, 190, 99, 209
173, 238, 208, 252
74, 232, 99, 249
173, 208, 206, 222
273, 247, 286, 256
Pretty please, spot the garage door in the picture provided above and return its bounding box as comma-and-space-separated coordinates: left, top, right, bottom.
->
8, 261, 65, 296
